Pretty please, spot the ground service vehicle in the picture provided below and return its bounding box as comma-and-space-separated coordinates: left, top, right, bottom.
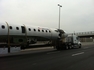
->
0, 22, 81, 52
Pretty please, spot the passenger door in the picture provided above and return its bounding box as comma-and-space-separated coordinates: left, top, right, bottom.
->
21, 26, 26, 33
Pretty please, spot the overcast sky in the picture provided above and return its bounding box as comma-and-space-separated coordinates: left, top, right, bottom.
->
0, 0, 94, 33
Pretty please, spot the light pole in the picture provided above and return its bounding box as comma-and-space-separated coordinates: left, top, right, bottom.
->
58, 4, 62, 29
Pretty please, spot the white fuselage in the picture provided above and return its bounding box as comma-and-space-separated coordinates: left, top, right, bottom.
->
0, 22, 60, 46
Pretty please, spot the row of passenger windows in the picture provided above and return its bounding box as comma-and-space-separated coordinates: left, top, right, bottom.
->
2, 25, 19, 30
28, 28, 51, 33
1, 25, 51, 33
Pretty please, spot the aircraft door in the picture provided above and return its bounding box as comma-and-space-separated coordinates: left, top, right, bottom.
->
21, 26, 26, 33
18, 25, 27, 46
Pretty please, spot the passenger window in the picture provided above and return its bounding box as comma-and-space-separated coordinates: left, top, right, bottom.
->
16, 27, 19, 30
46, 30, 48, 32
42, 30, 44, 32
9, 26, 12, 29
1, 25, 5, 29
49, 30, 51, 33
28, 28, 31, 31
38, 29, 40, 32
34, 29, 36, 31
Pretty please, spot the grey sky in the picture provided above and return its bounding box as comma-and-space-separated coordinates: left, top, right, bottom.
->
0, 0, 94, 33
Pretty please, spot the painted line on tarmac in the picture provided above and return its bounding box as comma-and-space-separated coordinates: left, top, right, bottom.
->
47, 51, 60, 54
72, 52, 84, 56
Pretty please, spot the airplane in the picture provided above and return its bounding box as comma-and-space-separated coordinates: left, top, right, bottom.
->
0, 22, 66, 49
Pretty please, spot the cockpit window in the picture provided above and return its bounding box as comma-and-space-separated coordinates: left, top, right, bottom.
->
1, 25, 5, 29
